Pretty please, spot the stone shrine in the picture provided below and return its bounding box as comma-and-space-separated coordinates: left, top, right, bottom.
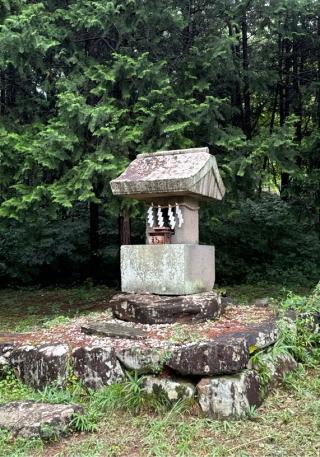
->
110, 147, 225, 323
111, 147, 225, 296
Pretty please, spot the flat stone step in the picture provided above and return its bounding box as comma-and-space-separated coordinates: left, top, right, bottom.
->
81, 322, 147, 339
0, 401, 82, 438
111, 292, 224, 324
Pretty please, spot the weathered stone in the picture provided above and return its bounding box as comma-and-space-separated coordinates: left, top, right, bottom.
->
252, 298, 271, 307
0, 344, 13, 374
287, 311, 320, 333
110, 148, 225, 201
167, 336, 249, 376
221, 296, 235, 307
249, 352, 297, 386
0, 401, 82, 438
231, 320, 279, 351
143, 376, 195, 403
0, 356, 8, 373
81, 322, 146, 340
9, 344, 69, 389
111, 292, 224, 324
0, 343, 15, 357
72, 346, 124, 389
121, 244, 215, 295
197, 370, 261, 418
116, 347, 170, 374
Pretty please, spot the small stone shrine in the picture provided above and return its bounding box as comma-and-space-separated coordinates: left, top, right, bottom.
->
110, 147, 225, 323
0, 148, 301, 427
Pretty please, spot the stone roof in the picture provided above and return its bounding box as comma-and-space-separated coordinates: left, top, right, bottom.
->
110, 147, 225, 201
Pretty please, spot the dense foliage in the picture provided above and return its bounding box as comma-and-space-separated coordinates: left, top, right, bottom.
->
0, 0, 319, 285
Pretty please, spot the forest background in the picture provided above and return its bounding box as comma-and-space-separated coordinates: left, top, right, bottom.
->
0, 0, 320, 288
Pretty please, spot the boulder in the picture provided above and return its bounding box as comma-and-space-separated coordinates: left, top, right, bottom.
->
116, 347, 170, 374
72, 346, 124, 389
0, 401, 82, 438
81, 322, 146, 339
143, 376, 195, 403
167, 336, 249, 376
9, 344, 69, 389
197, 370, 261, 418
111, 292, 224, 324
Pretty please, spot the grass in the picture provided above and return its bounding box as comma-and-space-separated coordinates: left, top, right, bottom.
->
19, 366, 318, 457
0, 285, 114, 333
0, 282, 312, 334
0, 283, 319, 456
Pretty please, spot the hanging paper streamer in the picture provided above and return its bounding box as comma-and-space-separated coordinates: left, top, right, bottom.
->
147, 205, 154, 228
175, 203, 184, 228
157, 206, 164, 227
168, 204, 176, 230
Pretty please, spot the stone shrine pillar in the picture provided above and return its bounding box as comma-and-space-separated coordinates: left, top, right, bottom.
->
110, 148, 225, 322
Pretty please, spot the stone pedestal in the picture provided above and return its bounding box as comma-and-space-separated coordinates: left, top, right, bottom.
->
111, 291, 223, 324
121, 244, 215, 295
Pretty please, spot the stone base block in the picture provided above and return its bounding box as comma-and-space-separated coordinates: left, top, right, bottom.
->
168, 336, 250, 376
143, 376, 195, 403
9, 344, 69, 390
111, 291, 223, 324
121, 244, 215, 295
72, 346, 124, 389
197, 370, 261, 418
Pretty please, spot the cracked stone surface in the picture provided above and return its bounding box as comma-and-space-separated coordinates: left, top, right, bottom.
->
72, 346, 124, 389
9, 344, 69, 389
197, 370, 261, 418
143, 376, 196, 402
111, 292, 224, 324
0, 401, 82, 438
167, 335, 249, 376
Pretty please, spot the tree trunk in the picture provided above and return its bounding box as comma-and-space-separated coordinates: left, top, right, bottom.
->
119, 210, 131, 246
241, 8, 252, 139
292, 33, 302, 145
317, 16, 320, 128
228, 21, 243, 129
89, 201, 100, 276
278, 29, 285, 127
280, 16, 291, 196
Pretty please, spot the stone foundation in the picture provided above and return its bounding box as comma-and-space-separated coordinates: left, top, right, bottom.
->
111, 292, 224, 324
0, 305, 298, 420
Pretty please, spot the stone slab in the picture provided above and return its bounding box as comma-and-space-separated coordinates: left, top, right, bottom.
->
197, 370, 261, 418
230, 320, 279, 351
0, 401, 82, 438
9, 344, 69, 389
121, 244, 215, 295
72, 346, 124, 389
111, 292, 224, 324
167, 336, 249, 376
143, 376, 196, 403
81, 322, 146, 339
116, 347, 169, 374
